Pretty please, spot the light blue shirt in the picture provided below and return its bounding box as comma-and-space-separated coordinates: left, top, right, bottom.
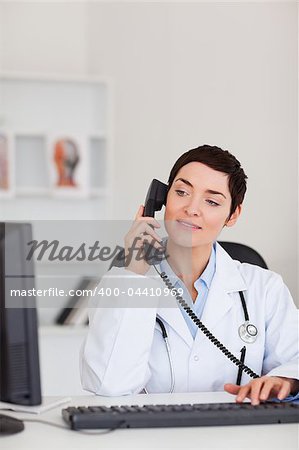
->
159, 241, 216, 339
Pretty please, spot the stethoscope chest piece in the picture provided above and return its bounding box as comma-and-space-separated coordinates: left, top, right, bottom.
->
238, 321, 258, 344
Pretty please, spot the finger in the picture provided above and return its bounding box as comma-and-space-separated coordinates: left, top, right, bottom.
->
250, 379, 268, 405
277, 382, 292, 401
126, 232, 163, 253
133, 216, 161, 231
136, 216, 161, 228
142, 236, 164, 250
134, 204, 144, 220
236, 384, 251, 403
259, 380, 277, 402
134, 223, 162, 243
144, 223, 162, 242
223, 384, 240, 395
128, 224, 160, 246
134, 204, 162, 227
259, 378, 282, 402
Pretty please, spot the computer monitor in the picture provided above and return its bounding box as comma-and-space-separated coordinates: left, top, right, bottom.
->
0, 222, 41, 405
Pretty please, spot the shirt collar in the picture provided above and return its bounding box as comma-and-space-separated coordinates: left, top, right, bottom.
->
196, 242, 216, 289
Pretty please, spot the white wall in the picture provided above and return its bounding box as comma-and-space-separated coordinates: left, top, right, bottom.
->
0, 4, 3, 71
0, 1, 88, 74
0, 2, 298, 303
39, 326, 88, 396
87, 2, 298, 302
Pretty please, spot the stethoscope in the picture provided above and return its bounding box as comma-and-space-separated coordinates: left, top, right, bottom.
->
153, 290, 258, 393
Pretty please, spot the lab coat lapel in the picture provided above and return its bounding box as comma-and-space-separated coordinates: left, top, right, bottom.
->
157, 306, 194, 348
199, 242, 248, 336
147, 264, 194, 348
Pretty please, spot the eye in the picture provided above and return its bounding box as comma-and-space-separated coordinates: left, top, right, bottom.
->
206, 199, 220, 207
175, 189, 188, 197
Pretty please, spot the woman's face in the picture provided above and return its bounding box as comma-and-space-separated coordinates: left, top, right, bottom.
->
164, 162, 241, 248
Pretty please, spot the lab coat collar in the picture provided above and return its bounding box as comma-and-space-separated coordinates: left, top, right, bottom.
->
198, 242, 247, 340
153, 241, 248, 348
213, 241, 248, 293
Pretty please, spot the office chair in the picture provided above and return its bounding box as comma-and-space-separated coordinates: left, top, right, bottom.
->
218, 241, 268, 269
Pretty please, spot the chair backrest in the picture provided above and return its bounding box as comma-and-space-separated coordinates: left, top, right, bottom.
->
218, 241, 268, 269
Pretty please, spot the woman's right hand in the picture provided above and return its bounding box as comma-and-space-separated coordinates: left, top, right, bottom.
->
124, 205, 163, 275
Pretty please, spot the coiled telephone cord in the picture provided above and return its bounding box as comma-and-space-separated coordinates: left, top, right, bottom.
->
153, 266, 259, 380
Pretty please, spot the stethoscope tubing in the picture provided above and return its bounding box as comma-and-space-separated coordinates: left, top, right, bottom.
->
156, 317, 175, 393
154, 290, 258, 393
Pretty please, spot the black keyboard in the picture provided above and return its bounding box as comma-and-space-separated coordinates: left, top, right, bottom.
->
62, 402, 299, 430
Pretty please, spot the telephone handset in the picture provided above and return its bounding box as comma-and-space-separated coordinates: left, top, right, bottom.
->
143, 179, 259, 382
142, 179, 168, 217
108, 179, 168, 270
141, 179, 168, 265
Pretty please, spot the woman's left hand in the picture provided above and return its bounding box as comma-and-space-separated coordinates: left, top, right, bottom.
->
224, 376, 299, 405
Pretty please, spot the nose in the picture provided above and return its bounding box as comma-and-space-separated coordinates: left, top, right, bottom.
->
184, 197, 202, 216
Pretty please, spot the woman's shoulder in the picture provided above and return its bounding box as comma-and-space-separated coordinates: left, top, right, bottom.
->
215, 242, 283, 287
236, 260, 281, 282
233, 260, 288, 299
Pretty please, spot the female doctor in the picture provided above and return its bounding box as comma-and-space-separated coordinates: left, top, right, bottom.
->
80, 145, 299, 404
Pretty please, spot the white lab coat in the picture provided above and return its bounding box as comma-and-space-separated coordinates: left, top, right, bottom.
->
80, 242, 299, 396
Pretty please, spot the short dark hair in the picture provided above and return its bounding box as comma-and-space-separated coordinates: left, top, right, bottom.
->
167, 144, 248, 218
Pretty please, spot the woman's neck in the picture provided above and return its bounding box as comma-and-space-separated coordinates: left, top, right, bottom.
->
165, 239, 213, 288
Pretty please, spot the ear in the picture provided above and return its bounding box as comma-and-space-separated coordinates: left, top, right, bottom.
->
225, 204, 242, 228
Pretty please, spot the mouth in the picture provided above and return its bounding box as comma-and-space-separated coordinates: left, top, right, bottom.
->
176, 220, 202, 231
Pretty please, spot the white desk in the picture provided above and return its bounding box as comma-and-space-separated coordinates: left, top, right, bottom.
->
1, 392, 298, 450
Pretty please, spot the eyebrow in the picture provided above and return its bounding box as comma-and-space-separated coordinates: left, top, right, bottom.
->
174, 178, 227, 199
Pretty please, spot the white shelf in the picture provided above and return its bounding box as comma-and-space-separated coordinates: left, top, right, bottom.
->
0, 73, 111, 198
0, 72, 114, 326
